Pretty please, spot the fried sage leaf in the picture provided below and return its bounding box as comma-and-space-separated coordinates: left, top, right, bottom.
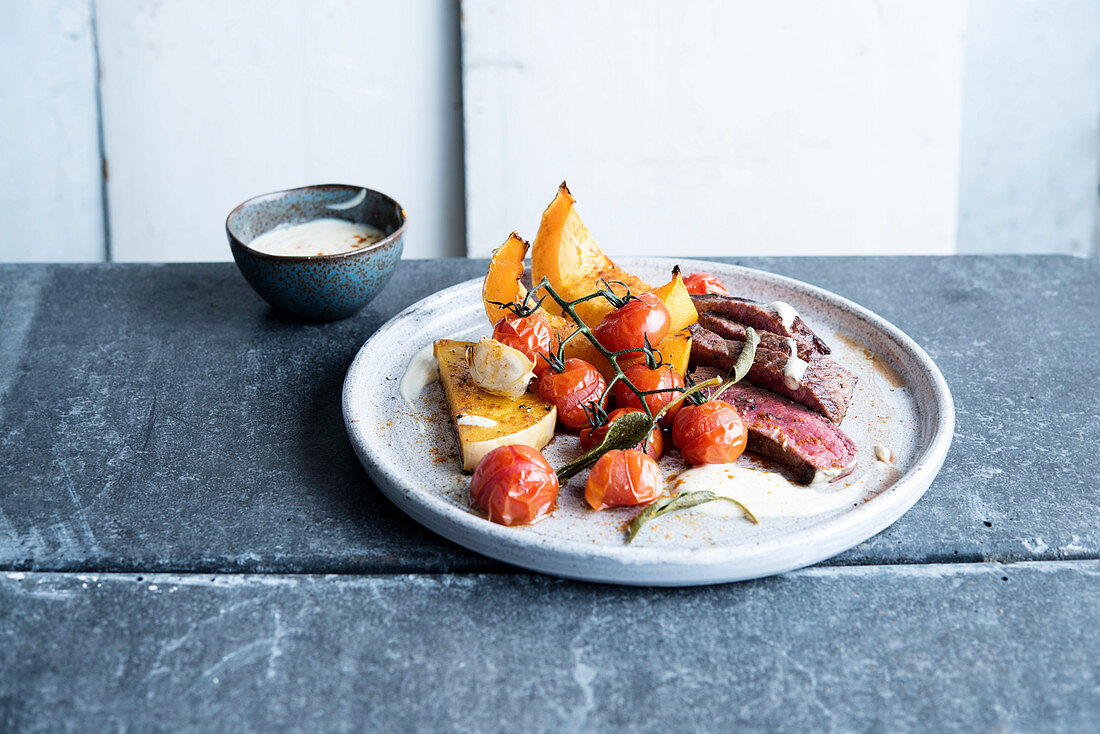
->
730, 326, 760, 384
556, 410, 654, 483
627, 490, 758, 543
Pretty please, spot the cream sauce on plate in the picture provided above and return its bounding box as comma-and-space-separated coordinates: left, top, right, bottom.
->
400, 344, 439, 404
671, 463, 869, 520
781, 337, 808, 389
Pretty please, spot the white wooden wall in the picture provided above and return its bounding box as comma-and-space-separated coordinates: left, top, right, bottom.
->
96, 0, 465, 261
1, 0, 1098, 262
0, 0, 104, 261
1, 0, 465, 262
462, 0, 967, 258
958, 0, 1100, 255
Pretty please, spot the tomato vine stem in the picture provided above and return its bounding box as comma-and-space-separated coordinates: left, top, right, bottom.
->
534, 277, 668, 422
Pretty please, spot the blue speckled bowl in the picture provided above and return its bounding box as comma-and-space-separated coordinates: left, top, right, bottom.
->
226, 184, 406, 321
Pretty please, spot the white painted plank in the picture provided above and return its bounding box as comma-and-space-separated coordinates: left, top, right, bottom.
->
958, 0, 1100, 255
462, 0, 965, 257
97, 0, 465, 262
0, 0, 104, 262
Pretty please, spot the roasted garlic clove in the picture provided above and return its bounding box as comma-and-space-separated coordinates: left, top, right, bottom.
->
467, 337, 535, 398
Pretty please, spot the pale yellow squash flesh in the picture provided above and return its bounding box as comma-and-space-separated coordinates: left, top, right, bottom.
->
434, 339, 556, 472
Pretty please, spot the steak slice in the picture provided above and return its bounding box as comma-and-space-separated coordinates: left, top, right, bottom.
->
689, 323, 739, 369
691, 294, 831, 355
691, 367, 858, 484
689, 325, 857, 424
698, 312, 816, 361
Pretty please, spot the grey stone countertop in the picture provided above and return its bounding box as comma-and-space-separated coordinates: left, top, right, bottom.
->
1, 256, 1097, 731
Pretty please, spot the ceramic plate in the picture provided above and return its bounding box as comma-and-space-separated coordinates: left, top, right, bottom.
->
342, 258, 953, 586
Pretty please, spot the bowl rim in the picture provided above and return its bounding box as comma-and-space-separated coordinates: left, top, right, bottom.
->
226, 183, 407, 263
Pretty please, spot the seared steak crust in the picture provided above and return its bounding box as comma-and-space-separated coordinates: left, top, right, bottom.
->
691, 294, 831, 356
689, 325, 857, 424
697, 312, 816, 361
691, 367, 858, 484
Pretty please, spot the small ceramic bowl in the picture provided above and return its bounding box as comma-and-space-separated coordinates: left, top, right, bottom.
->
227, 184, 405, 320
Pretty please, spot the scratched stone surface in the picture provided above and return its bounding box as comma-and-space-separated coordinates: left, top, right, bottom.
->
1, 562, 1097, 732
0, 256, 1097, 573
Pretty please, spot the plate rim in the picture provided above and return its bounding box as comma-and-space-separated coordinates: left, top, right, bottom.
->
342, 257, 955, 585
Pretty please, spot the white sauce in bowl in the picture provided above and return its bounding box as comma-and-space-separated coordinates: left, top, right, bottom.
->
247, 218, 385, 257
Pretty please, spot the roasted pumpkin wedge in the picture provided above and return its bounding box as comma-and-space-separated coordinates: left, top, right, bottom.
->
482, 233, 609, 374
482, 230, 697, 379
482, 232, 531, 328
532, 182, 650, 326
649, 267, 699, 334
483, 182, 701, 378
621, 326, 693, 377
434, 339, 556, 472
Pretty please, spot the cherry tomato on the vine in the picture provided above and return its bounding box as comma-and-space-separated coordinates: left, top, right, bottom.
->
682, 272, 731, 297
584, 449, 664, 511
470, 445, 559, 525
537, 358, 607, 431
593, 292, 671, 353
612, 363, 685, 426
492, 312, 556, 377
671, 400, 748, 465
579, 407, 663, 461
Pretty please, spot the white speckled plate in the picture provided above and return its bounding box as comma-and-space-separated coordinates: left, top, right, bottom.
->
342, 258, 953, 586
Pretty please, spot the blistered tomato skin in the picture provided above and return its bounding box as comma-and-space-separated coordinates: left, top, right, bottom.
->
672, 400, 748, 465
537, 358, 607, 431
492, 312, 557, 377
612, 363, 685, 426
470, 445, 559, 525
584, 449, 664, 511
682, 272, 731, 297
579, 407, 663, 460
593, 293, 671, 353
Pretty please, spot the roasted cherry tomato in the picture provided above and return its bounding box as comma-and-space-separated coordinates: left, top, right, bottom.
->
537, 358, 607, 431
584, 449, 664, 511
579, 407, 663, 461
492, 312, 556, 377
593, 293, 671, 353
682, 272, 731, 297
470, 445, 559, 525
671, 400, 748, 465
611, 363, 685, 426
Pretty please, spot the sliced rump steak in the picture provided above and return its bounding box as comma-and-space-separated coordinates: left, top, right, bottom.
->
697, 312, 817, 361
691, 367, 858, 484
690, 324, 857, 424
691, 294, 831, 356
